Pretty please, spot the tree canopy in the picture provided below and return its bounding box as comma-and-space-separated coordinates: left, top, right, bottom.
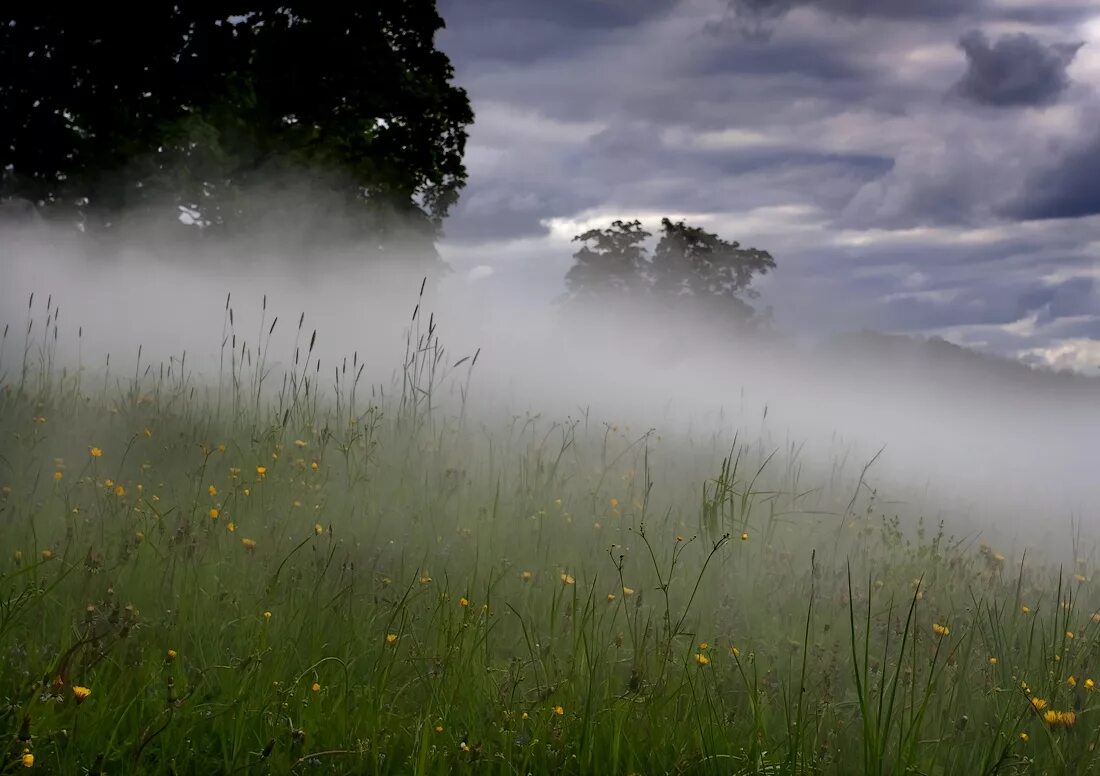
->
565, 217, 776, 324
0, 5, 473, 254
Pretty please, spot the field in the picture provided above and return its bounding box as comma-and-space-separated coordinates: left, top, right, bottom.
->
1, 297, 1097, 775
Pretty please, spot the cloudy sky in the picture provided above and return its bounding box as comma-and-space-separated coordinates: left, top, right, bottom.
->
433, 0, 1100, 371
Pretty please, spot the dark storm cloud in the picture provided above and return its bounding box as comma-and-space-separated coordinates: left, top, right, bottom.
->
1007, 132, 1100, 220
953, 30, 1084, 108
716, 0, 982, 37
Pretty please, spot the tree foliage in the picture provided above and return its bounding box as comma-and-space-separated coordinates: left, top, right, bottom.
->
565, 217, 776, 322
0, 4, 473, 253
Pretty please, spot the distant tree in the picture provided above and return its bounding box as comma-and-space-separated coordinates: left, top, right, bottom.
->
564, 216, 776, 323
0, 5, 473, 256
564, 219, 651, 301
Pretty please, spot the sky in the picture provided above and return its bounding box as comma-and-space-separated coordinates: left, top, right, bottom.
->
434, 0, 1100, 372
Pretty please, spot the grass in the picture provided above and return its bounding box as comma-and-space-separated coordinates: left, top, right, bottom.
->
1, 289, 1098, 774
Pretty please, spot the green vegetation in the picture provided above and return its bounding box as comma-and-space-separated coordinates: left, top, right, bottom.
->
1, 295, 1096, 774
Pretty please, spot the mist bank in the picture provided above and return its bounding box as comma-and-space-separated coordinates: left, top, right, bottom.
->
2, 221, 1097, 539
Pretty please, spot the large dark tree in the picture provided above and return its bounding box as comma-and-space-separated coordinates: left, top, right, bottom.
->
565, 216, 776, 323
0, 5, 473, 254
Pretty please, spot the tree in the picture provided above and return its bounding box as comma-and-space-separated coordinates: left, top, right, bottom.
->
564, 216, 776, 323
0, 5, 473, 257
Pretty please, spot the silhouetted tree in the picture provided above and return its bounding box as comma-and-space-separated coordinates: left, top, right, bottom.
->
0, 5, 473, 255
565, 217, 775, 323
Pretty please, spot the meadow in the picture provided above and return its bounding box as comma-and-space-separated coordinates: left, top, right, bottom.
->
1, 292, 1098, 775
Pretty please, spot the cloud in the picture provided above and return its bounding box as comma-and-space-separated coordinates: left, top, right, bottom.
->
467, 264, 495, 281
1007, 132, 1100, 219
953, 30, 1084, 108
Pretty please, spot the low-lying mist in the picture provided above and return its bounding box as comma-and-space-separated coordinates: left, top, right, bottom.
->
2, 212, 1097, 546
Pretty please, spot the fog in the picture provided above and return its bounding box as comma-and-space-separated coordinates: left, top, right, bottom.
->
2, 213, 1098, 544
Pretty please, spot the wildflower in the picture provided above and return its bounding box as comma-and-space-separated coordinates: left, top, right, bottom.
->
993, 553, 1005, 562
386, 633, 398, 644
607, 593, 617, 602
1043, 709, 1076, 727
314, 523, 324, 535
622, 586, 635, 596
310, 461, 319, 471
1019, 732, 1029, 743
1075, 574, 1087, 583
1066, 631, 1075, 640
521, 570, 533, 582
242, 538, 256, 550
229, 467, 241, 479
90, 447, 102, 458
263, 611, 272, 620
208, 485, 217, 497
694, 653, 711, 666
167, 649, 177, 661
1021, 606, 1031, 614
294, 439, 307, 448
115, 484, 125, 497
243, 488, 250, 497
256, 466, 266, 478
53, 470, 63, 481
730, 646, 741, 658
932, 623, 950, 637
521, 712, 529, 720
699, 642, 710, 650
459, 597, 470, 607
73, 686, 92, 703
435, 725, 444, 733
1030, 697, 1048, 711
560, 573, 575, 585
1086, 678, 1096, 690
419, 575, 432, 585
209, 508, 219, 520
143, 427, 152, 438
21, 751, 33, 768
40, 549, 53, 560
459, 742, 469, 752
609, 498, 619, 510
1092, 612, 1100, 623
989, 657, 999, 665
741, 532, 749, 541
104, 479, 114, 488
227, 521, 236, 533
553, 705, 565, 716
134, 532, 145, 542
675, 534, 684, 542
311, 682, 321, 692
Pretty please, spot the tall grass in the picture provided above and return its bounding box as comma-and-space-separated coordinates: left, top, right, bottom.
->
0, 290, 1096, 774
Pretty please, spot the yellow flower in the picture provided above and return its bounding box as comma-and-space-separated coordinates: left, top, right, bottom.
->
104, 479, 114, 488
1030, 697, 1048, 711
434, 725, 444, 733
73, 685, 92, 703
1066, 630, 1075, 639
730, 646, 741, 658
989, 657, 998, 665
208, 485, 217, 497
694, 653, 711, 666
1019, 732, 1029, 742
143, 427, 152, 438
622, 586, 635, 596
311, 682, 321, 692
216, 443, 226, 453
675, 534, 684, 542
1021, 606, 1031, 614
521, 712, 529, 720
90, 447, 102, 458
40, 549, 53, 560
294, 439, 307, 448
459, 597, 470, 607
1092, 612, 1100, 623
208, 507, 219, 520
1068, 675, 1077, 688
134, 532, 145, 542
263, 611, 272, 620
1043, 709, 1076, 727
115, 484, 125, 496
521, 570, 533, 582
1086, 678, 1095, 690
21, 751, 33, 768
419, 575, 432, 585
256, 466, 267, 478
242, 538, 256, 550
227, 521, 236, 533
1074, 574, 1086, 582
386, 633, 398, 644
699, 642, 710, 650
243, 488, 250, 497
607, 593, 617, 602
932, 623, 950, 637
609, 498, 619, 510
310, 461, 319, 471
53, 470, 63, 481
553, 705, 564, 716
560, 573, 575, 585
741, 532, 749, 541
167, 649, 178, 661
314, 523, 324, 535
